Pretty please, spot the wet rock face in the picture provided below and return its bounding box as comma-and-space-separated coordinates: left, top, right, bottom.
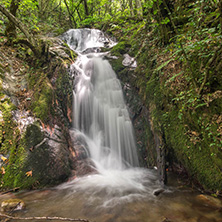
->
24, 124, 73, 186
74, 159, 97, 177
69, 130, 97, 176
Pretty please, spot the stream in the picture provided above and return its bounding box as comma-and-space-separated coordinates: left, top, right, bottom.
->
3, 174, 222, 222
2, 29, 222, 222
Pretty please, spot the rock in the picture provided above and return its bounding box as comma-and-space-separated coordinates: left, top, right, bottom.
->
153, 188, 165, 196
74, 159, 97, 176
1, 199, 25, 212
12, 110, 35, 133
24, 123, 73, 186
196, 194, 222, 210
162, 218, 172, 222
122, 54, 137, 68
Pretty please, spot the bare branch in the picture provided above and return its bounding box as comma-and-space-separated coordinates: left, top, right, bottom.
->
0, 213, 93, 222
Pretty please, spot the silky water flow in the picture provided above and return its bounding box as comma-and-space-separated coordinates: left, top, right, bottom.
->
58, 29, 160, 205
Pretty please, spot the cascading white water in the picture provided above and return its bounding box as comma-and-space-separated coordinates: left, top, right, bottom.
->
60, 29, 159, 205
64, 29, 139, 170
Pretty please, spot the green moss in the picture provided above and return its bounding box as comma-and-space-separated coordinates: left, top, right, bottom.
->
110, 58, 125, 74
111, 41, 132, 57
28, 72, 53, 122
165, 111, 222, 191
32, 83, 53, 121
55, 67, 72, 125
0, 97, 34, 189
2, 134, 34, 189
0, 99, 16, 154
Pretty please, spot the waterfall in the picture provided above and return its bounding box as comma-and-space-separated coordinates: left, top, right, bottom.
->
62, 29, 139, 170
60, 29, 158, 203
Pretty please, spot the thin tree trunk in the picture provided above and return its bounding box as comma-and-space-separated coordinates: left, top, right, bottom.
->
83, 0, 89, 17
0, 4, 40, 57
135, 0, 143, 19
5, 0, 21, 41
128, 0, 134, 17
219, 1, 222, 34
64, 0, 77, 27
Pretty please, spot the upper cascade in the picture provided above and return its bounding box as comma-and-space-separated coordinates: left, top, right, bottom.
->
60, 28, 116, 53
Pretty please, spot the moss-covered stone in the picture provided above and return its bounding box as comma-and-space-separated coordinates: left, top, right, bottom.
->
0, 97, 31, 189
28, 72, 53, 122
110, 41, 132, 57
22, 123, 71, 187
1, 198, 26, 212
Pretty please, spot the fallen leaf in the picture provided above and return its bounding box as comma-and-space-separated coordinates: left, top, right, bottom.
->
1, 167, 5, 174
26, 170, 32, 177
1, 156, 7, 162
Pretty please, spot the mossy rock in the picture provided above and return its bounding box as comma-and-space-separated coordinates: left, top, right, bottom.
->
110, 41, 132, 57
1, 199, 25, 212
22, 123, 72, 187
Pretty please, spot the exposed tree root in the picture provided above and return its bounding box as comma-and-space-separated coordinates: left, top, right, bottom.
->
0, 213, 92, 222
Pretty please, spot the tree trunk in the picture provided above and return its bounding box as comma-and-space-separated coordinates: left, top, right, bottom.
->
83, 0, 89, 17
5, 0, 21, 41
128, 0, 134, 17
135, 0, 143, 19
63, 0, 77, 28
219, 1, 222, 34
0, 4, 41, 57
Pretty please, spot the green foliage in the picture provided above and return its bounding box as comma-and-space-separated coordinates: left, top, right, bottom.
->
18, 0, 39, 31
111, 41, 132, 57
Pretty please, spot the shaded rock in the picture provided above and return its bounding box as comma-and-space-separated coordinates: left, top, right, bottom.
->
153, 188, 165, 196
1, 199, 25, 212
24, 123, 73, 186
122, 54, 137, 68
69, 129, 89, 160
74, 159, 97, 176
162, 218, 172, 222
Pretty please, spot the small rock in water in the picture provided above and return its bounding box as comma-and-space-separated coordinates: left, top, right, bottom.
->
153, 189, 165, 196
162, 217, 172, 222
1, 199, 25, 212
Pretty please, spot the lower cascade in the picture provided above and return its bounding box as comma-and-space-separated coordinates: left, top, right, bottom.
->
60, 29, 159, 205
